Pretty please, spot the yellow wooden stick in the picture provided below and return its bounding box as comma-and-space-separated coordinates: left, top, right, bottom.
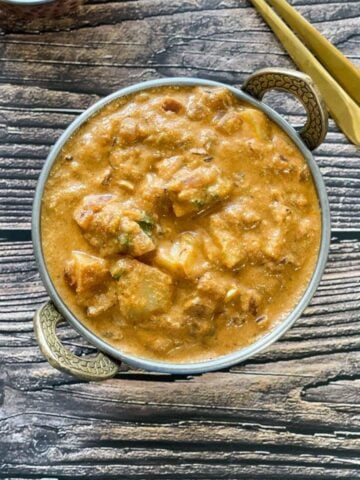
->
249, 0, 360, 145
268, 0, 360, 105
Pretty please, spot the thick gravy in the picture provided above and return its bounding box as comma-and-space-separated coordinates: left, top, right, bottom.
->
41, 86, 321, 362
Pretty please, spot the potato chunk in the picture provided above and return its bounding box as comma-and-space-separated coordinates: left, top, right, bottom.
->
207, 198, 264, 268
197, 271, 237, 300
262, 227, 285, 260
73, 194, 115, 230
109, 146, 154, 183
209, 213, 246, 268
224, 200, 261, 229
270, 201, 292, 224
155, 232, 209, 278
215, 110, 244, 135
138, 173, 167, 211
182, 295, 216, 336
186, 87, 234, 120
115, 258, 173, 321
64, 251, 116, 317
155, 155, 185, 180
74, 195, 156, 257
167, 164, 232, 216
117, 117, 147, 146
64, 251, 109, 294
237, 108, 271, 142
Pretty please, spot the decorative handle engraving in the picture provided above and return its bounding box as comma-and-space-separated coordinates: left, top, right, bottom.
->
242, 68, 328, 150
33, 302, 119, 381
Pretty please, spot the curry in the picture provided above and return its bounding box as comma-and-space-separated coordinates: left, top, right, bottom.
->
41, 86, 321, 362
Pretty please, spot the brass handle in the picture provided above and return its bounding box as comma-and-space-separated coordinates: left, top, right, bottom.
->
242, 68, 328, 150
33, 302, 119, 381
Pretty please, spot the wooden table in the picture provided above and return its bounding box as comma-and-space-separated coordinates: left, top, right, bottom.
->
1, 1, 359, 478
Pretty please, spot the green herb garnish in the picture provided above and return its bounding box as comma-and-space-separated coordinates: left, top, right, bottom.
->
137, 214, 155, 235
118, 233, 132, 251
110, 260, 127, 280
192, 199, 206, 210
111, 270, 124, 280
209, 193, 220, 201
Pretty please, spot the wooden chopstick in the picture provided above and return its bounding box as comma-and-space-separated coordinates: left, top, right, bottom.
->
267, 0, 360, 105
249, 0, 360, 146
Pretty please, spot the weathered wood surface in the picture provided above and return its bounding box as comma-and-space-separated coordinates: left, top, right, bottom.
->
0, 0, 359, 478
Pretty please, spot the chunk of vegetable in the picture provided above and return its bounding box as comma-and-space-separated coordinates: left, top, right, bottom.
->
269, 153, 296, 175
167, 164, 233, 216
64, 251, 116, 317
186, 87, 234, 121
215, 110, 244, 135
237, 108, 271, 142
64, 251, 109, 294
116, 258, 173, 321
155, 155, 184, 180
161, 97, 184, 113
223, 200, 261, 229
118, 117, 147, 145
262, 227, 285, 260
138, 173, 167, 211
197, 271, 237, 300
74, 195, 156, 257
109, 146, 153, 182
182, 295, 216, 336
209, 213, 246, 268
155, 232, 208, 278
73, 194, 115, 230
86, 286, 117, 317
203, 88, 234, 110
270, 201, 292, 224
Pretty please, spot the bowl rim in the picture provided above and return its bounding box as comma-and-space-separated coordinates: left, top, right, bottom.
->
32, 76, 331, 374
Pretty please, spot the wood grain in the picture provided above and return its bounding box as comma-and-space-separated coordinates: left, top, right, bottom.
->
0, 0, 359, 478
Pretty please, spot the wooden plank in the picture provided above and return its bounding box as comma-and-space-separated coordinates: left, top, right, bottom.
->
1, 352, 360, 477
2, 0, 360, 46
1, 5, 358, 95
